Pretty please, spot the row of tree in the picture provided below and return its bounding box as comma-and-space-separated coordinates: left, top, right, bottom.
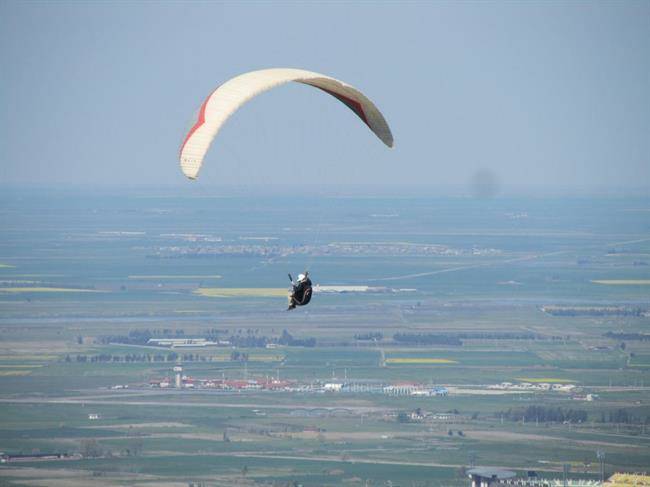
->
80, 438, 142, 458
230, 351, 249, 362
215, 330, 317, 348
65, 353, 180, 363
278, 330, 316, 347
354, 332, 383, 341
598, 409, 650, 425
499, 406, 588, 424
546, 307, 646, 317
604, 331, 650, 341
393, 333, 462, 346
392, 331, 543, 345
97, 329, 316, 348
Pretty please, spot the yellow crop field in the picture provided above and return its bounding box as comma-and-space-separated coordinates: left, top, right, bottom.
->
0, 355, 58, 361
605, 473, 650, 486
0, 287, 105, 293
207, 355, 230, 362
0, 370, 32, 376
516, 377, 574, 383
194, 288, 287, 298
386, 358, 458, 364
591, 280, 650, 285
248, 354, 285, 362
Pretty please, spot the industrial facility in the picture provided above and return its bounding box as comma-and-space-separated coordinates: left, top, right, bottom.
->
146, 365, 448, 397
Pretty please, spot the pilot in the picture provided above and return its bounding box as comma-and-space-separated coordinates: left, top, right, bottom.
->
287, 272, 312, 310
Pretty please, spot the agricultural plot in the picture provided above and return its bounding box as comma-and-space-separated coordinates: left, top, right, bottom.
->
193, 287, 288, 298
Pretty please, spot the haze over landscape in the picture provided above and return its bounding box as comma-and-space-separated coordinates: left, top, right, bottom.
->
1, 2, 649, 487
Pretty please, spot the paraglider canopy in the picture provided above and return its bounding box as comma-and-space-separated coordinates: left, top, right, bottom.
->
179, 68, 394, 180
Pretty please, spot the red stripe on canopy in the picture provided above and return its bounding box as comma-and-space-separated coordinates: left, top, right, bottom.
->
180, 88, 217, 156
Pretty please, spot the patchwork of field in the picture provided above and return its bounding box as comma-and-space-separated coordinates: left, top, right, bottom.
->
0, 189, 648, 485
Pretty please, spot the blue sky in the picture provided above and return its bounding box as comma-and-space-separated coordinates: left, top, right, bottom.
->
1, 1, 648, 192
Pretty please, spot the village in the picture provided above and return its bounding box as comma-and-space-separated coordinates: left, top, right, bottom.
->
141, 364, 589, 400
146, 365, 451, 397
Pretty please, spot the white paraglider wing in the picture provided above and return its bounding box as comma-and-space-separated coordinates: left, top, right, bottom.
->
179, 68, 393, 180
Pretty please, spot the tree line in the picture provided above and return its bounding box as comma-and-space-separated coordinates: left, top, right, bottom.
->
604, 331, 650, 341
354, 332, 383, 341
598, 409, 650, 425
499, 406, 588, 424
98, 328, 316, 348
392, 331, 543, 346
545, 307, 646, 317
65, 353, 180, 363
393, 333, 463, 346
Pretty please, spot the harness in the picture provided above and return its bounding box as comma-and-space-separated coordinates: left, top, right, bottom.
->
292, 279, 313, 306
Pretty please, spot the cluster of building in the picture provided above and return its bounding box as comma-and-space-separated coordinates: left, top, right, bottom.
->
572, 393, 597, 402
149, 376, 293, 391
1, 452, 82, 463
148, 241, 502, 260
488, 382, 576, 393
468, 467, 606, 486
147, 338, 230, 347
147, 367, 448, 397
323, 381, 448, 396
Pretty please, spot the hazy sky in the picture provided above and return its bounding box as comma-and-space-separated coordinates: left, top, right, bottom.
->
1, 1, 648, 191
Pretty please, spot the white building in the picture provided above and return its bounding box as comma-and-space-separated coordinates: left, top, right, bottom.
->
323, 382, 343, 392
383, 382, 418, 396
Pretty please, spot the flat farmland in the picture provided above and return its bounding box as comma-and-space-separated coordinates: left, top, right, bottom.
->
1, 190, 649, 485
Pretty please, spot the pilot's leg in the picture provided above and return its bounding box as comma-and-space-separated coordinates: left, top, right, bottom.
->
287, 293, 296, 310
